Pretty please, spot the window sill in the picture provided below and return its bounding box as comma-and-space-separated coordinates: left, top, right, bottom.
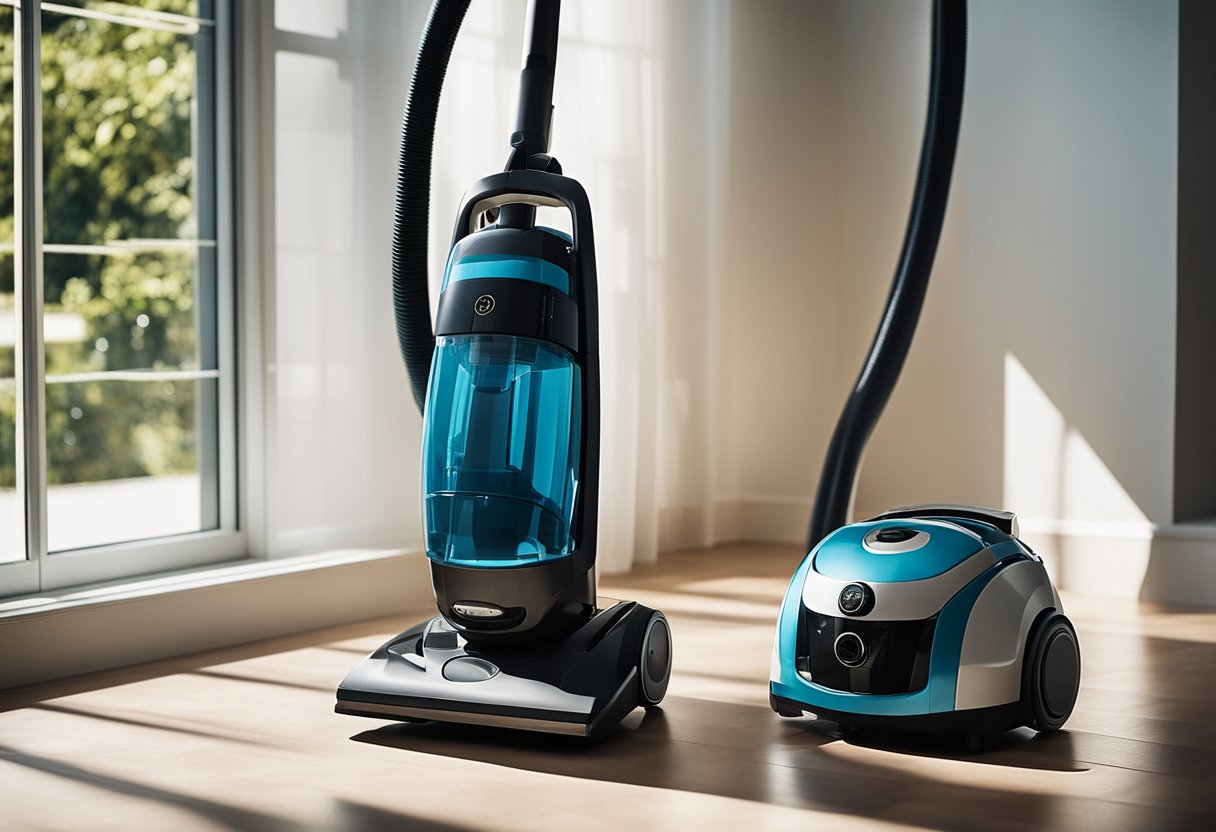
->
0, 547, 431, 689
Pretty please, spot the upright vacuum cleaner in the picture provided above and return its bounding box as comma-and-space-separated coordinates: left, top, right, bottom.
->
770, 0, 1081, 746
336, 0, 672, 737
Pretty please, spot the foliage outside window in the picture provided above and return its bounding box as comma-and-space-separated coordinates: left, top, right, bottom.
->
1, 0, 232, 580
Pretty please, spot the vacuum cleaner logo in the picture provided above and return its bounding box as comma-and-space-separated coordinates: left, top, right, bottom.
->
453, 603, 503, 618
474, 294, 496, 316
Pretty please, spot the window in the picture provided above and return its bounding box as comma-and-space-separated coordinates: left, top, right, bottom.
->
0, 0, 238, 596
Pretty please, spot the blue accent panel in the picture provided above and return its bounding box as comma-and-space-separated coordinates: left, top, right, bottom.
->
813, 520, 985, 582
422, 334, 582, 568
773, 544, 1017, 716
444, 254, 570, 294
771, 680, 935, 717
773, 553, 813, 687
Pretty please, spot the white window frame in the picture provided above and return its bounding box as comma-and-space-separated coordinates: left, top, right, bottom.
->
0, 0, 243, 597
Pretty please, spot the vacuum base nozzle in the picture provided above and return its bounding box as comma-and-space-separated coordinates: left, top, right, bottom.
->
336, 600, 670, 738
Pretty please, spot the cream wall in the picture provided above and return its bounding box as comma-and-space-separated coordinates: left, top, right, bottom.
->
717, 0, 841, 544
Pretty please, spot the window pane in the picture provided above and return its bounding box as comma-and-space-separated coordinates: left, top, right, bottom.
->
0, 4, 18, 564
41, 4, 218, 553
45, 377, 216, 551
43, 249, 204, 375
42, 9, 199, 243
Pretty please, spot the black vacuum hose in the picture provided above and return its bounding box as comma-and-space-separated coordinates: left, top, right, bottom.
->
806, 0, 967, 549
393, 0, 471, 414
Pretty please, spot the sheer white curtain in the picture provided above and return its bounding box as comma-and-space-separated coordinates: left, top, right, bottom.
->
432, 0, 733, 572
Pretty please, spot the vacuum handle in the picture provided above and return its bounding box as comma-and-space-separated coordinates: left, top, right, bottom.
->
451, 170, 594, 255
468, 192, 565, 233
869, 504, 1019, 537
449, 169, 600, 356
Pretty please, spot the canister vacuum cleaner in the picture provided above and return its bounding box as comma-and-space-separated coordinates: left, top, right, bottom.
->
336, 0, 671, 737
769, 0, 1081, 747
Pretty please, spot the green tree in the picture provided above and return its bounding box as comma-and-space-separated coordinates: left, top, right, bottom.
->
1, 1, 206, 489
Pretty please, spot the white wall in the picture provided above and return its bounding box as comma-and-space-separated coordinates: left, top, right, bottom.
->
722, 0, 1199, 600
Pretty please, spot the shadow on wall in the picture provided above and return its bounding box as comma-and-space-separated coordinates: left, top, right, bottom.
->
1003, 352, 1151, 597
1005, 351, 1216, 607
967, 1, 1183, 604
838, 1, 1192, 604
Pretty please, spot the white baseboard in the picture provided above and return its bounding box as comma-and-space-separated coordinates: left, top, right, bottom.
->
709, 497, 1216, 608
738, 496, 812, 546
0, 549, 432, 690
658, 497, 810, 550
1140, 528, 1216, 607
1020, 519, 1216, 607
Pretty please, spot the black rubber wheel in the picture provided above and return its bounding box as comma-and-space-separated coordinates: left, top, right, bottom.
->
1024, 612, 1081, 732
639, 612, 672, 707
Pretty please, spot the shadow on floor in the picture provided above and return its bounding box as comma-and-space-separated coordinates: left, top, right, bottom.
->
346, 696, 1167, 832
31, 702, 272, 748
0, 743, 487, 832
794, 716, 1088, 771
0, 617, 405, 712
0, 744, 300, 832
330, 802, 486, 832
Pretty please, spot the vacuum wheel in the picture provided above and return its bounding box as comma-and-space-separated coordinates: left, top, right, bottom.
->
1024, 612, 1081, 732
639, 612, 672, 707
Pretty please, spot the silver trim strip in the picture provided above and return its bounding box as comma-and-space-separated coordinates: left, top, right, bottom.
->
452, 603, 504, 618
862, 528, 931, 554
335, 702, 590, 737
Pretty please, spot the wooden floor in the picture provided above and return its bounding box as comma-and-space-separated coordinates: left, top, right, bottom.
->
2, 543, 1215, 831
